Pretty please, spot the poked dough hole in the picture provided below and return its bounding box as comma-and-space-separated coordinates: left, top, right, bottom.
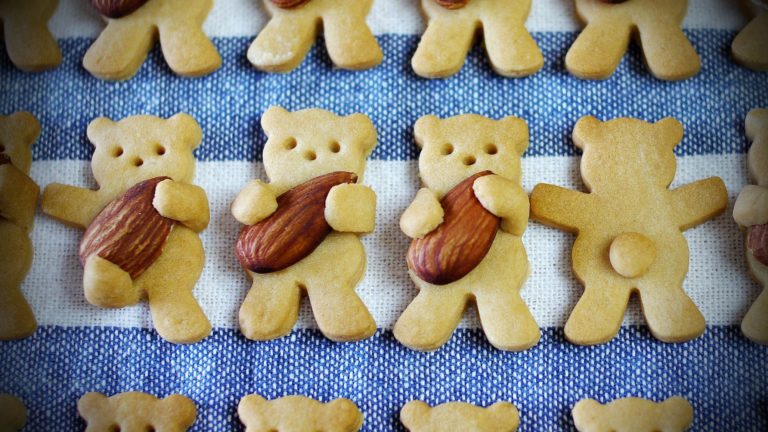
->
484, 143, 498, 155
284, 137, 297, 150
304, 150, 317, 161
441, 143, 454, 155
329, 140, 341, 153
463, 155, 476, 166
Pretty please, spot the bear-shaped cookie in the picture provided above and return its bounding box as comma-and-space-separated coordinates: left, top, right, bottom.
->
566, 0, 700, 80
78, 392, 197, 431
0, 0, 61, 71
393, 114, 539, 352
572, 397, 693, 432
0, 112, 40, 340
0, 394, 27, 432
732, 1, 768, 71
238, 394, 363, 432
734, 108, 768, 344
232, 106, 377, 341
412, 0, 542, 78
41, 114, 211, 344
84, 0, 221, 80
400, 400, 520, 432
531, 116, 728, 345
247, 0, 382, 72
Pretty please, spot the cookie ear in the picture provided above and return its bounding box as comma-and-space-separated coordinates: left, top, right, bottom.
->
499, 116, 529, 155
572, 116, 602, 151
160, 395, 197, 426
487, 402, 520, 426
326, 399, 362, 429
168, 113, 203, 150
261, 106, 290, 136
86, 117, 116, 147
77, 392, 110, 420
400, 400, 430, 427
571, 399, 603, 425
414, 115, 440, 149
654, 117, 684, 150
659, 397, 693, 429
7, 112, 41, 145
346, 113, 377, 157
746, 108, 768, 142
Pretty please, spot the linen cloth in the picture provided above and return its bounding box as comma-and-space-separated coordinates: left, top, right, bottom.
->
1, 0, 767, 429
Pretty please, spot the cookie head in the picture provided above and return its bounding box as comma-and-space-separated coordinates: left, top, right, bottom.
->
414, 114, 528, 195
573, 116, 682, 192
0, 112, 41, 174
87, 114, 202, 190
261, 106, 377, 192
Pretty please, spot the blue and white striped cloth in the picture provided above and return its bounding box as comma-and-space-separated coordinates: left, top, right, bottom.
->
1, 0, 767, 429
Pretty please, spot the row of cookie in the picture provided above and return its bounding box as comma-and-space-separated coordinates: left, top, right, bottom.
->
4, 0, 767, 80
0, 390, 695, 431
1, 108, 765, 350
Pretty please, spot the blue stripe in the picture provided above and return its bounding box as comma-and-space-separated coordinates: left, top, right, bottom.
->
1, 31, 766, 162
0, 326, 765, 430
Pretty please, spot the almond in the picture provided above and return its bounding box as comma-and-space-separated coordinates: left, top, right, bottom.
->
407, 171, 500, 285
79, 176, 174, 279
236, 171, 357, 273
434, 0, 469, 9
749, 223, 768, 266
269, 0, 311, 9
90, 0, 149, 18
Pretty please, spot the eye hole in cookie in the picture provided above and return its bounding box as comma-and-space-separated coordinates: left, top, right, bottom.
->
463, 155, 476, 166
133, 157, 144, 167
0, 143, 5, 152
112, 146, 124, 158
144, 425, 156, 432
329, 140, 341, 153
484, 143, 498, 155
155, 144, 166, 156
284, 137, 297, 150
108, 424, 121, 432
441, 143, 454, 155
304, 150, 317, 161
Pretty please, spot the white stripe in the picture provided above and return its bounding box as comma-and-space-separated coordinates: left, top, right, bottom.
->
24, 154, 757, 331
48, 0, 747, 39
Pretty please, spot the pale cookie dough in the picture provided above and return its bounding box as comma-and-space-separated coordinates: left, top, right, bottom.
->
0, 112, 40, 340
0, 394, 27, 432
394, 114, 539, 352
531, 116, 728, 345
412, 0, 543, 78
233, 106, 377, 342
735, 108, 768, 344
0, 0, 61, 71
78, 392, 197, 431
732, 1, 768, 71
248, 0, 382, 72
238, 394, 363, 432
401, 400, 520, 432
41, 114, 212, 344
83, 0, 221, 80
566, 0, 700, 80
572, 397, 693, 432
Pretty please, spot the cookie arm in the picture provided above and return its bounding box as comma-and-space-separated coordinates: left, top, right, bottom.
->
324, 183, 377, 233
41, 183, 102, 229
529, 183, 589, 232
152, 179, 210, 232
472, 174, 529, 236
671, 177, 728, 231
0, 165, 39, 231
231, 180, 278, 226
400, 188, 444, 239
734, 185, 768, 227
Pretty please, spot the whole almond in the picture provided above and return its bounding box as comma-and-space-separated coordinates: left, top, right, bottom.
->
269, 0, 311, 9
79, 176, 174, 279
434, 0, 469, 9
91, 0, 149, 18
407, 171, 500, 285
749, 223, 768, 266
236, 171, 358, 273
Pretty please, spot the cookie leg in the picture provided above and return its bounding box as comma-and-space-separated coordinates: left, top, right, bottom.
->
732, 13, 768, 71
247, 14, 318, 72
476, 288, 540, 351
639, 283, 705, 342
742, 287, 768, 344
394, 287, 467, 351
322, 11, 382, 70
141, 227, 210, 344
239, 277, 301, 340
3, 0, 61, 71
83, 21, 156, 80
565, 282, 631, 345
411, 17, 475, 78
483, 20, 543, 77
158, 19, 221, 76
565, 19, 631, 79
83, 255, 140, 308
0, 226, 36, 339
637, 21, 700, 80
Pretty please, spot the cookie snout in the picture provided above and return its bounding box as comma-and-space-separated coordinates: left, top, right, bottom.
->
609, 232, 656, 278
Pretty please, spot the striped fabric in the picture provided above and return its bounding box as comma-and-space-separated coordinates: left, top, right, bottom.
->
1, 0, 767, 430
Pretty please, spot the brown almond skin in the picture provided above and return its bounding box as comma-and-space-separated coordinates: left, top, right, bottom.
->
749, 223, 768, 266
269, 0, 311, 9
407, 171, 500, 285
434, 0, 469, 9
236, 171, 358, 273
91, 0, 150, 18
79, 176, 174, 280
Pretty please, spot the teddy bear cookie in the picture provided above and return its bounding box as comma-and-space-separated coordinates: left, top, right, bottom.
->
0, 112, 40, 340
238, 394, 363, 432
572, 397, 693, 432
0, 0, 61, 71
412, 0, 543, 78
233, 106, 377, 341
41, 114, 212, 344
530, 116, 728, 345
78, 391, 197, 431
84, 0, 221, 80
566, 0, 700, 80
247, 0, 382, 72
0, 394, 27, 432
732, 1, 768, 71
400, 400, 520, 432
394, 114, 539, 352
734, 108, 768, 344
